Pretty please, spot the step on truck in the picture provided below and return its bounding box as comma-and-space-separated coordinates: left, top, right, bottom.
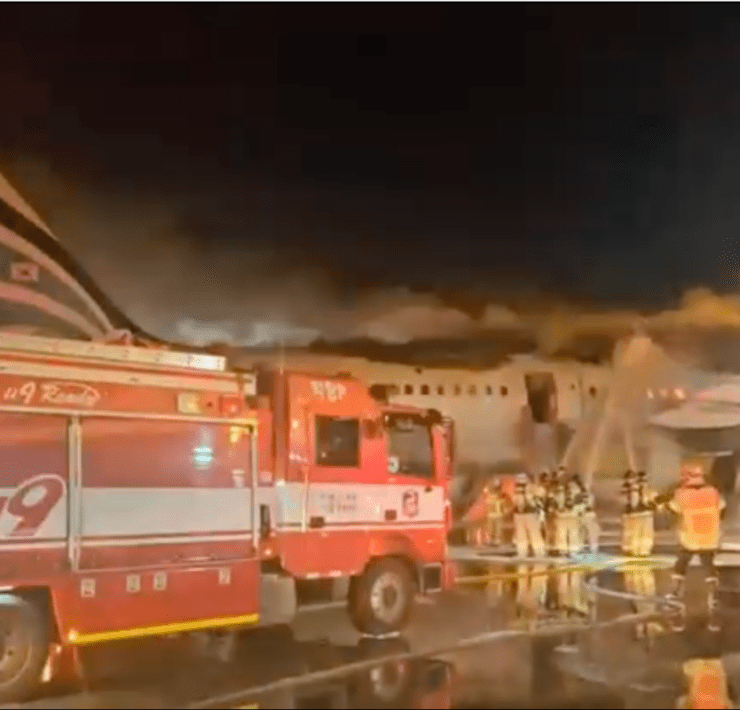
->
0, 332, 454, 702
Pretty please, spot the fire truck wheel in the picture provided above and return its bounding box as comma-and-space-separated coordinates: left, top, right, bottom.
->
349, 558, 414, 636
0, 596, 49, 703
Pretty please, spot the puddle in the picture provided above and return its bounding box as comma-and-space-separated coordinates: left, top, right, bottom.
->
13, 565, 740, 709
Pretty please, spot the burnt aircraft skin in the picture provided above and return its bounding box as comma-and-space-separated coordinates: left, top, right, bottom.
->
0, 172, 145, 340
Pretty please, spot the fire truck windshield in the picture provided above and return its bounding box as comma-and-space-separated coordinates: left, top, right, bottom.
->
385, 413, 434, 478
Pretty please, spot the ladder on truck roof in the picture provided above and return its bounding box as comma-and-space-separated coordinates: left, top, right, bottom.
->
0, 332, 227, 373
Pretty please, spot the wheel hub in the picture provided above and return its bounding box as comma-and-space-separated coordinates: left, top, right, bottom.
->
370, 572, 405, 625
0, 615, 30, 681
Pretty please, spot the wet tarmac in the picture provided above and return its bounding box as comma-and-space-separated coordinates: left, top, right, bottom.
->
7, 563, 740, 709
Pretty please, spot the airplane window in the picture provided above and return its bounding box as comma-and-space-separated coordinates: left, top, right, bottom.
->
404, 385, 413, 395
468, 385, 477, 396
485, 385, 492, 395
420, 384, 430, 395
454, 385, 461, 396
500, 385, 509, 396
437, 385, 444, 395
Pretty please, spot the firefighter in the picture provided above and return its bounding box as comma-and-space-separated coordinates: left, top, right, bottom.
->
634, 470, 657, 557
552, 480, 578, 557
484, 478, 506, 547
512, 473, 546, 558
666, 458, 726, 632
574, 474, 599, 553
464, 497, 486, 547
535, 470, 549, 499
621, 470, 638, 556
535, 471, 549, 543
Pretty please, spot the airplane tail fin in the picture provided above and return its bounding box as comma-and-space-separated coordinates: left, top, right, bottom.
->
0, 168, 150, 342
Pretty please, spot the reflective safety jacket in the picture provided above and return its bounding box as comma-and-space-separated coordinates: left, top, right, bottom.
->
534, 481, 547, 505
485, 490, 505, 519
513, 484, 539, 514
677, 658, 732, 709
622, 481, 637, 515
552, 487, 574, 517
569, 482, 586, 515
668, 484, 726, 551
638, 484, 658, 512
625, 484, 658, 514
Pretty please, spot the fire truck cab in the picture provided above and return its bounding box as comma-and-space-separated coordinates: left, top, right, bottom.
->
0, 333, 452, 702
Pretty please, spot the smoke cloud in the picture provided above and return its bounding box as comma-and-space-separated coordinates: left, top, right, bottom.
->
5, 158, 740, 360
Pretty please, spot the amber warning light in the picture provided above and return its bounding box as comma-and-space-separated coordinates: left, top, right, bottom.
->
177, 392, 201, 415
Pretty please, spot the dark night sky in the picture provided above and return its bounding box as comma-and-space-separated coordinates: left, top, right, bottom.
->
2, 4, 740, 344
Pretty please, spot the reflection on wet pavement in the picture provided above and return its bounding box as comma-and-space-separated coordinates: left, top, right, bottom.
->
10, 564, 740, 709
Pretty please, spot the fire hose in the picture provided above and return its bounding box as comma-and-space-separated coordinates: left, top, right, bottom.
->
0, 564, 688, 710
188, 572, 682, 710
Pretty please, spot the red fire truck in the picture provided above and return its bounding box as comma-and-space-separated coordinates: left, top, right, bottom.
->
0, 333, 454, 702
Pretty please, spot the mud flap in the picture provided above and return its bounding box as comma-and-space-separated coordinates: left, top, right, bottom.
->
258, 573, 298, 627
419, 564, 443, 594
330, 577, 350, 601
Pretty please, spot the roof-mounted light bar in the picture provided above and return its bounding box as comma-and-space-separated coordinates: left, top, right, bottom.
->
0, 332, 227, 372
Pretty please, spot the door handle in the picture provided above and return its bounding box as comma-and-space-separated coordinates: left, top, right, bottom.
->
259, 504, 271, 538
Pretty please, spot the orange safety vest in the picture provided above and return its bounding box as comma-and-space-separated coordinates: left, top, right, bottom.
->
485, 491, 504, 518
668, 485, 726, 551
679, 658, 732, 709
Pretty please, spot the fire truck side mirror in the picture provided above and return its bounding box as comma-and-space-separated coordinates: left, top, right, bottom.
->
426, 409, 443, 425
362, 418, 383, 439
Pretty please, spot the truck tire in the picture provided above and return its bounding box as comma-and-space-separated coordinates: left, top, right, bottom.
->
349, 558, 414, 636
0, 596, 49, 703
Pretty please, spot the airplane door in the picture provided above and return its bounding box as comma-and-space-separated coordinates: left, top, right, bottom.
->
524, 373, 558, 425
